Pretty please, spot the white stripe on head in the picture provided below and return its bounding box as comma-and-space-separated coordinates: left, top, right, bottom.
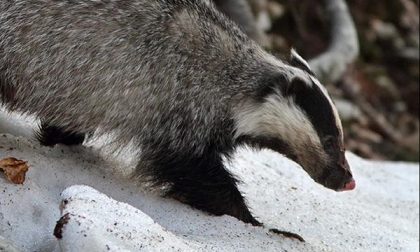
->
233, 90, 323, 153
254, 47, 343, 143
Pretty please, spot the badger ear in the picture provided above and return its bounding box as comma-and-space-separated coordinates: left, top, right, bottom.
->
289, 49, 315, 76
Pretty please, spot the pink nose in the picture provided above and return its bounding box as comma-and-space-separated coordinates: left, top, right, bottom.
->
342, 179, 356, 191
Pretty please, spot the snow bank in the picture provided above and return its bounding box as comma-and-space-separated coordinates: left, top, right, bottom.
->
0, 110, 419, 252
57, 185, 191, 251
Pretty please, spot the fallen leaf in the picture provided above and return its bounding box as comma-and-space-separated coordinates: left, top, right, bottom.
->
0, 157, 29, 184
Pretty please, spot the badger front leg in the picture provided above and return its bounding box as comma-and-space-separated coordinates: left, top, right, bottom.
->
140, 147, 304, 241
142, 149, 260, 225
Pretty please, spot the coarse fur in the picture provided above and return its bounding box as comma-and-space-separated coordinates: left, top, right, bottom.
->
0, 0, 353, 240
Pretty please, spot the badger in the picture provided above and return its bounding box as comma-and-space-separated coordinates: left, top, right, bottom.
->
0, 0, 355, 240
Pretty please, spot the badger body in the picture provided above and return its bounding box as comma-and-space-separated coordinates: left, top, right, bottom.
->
0, 0, 354, 236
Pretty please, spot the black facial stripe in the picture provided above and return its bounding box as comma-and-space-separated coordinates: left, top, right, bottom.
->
318, 167, 332, 185
254, 72, 288, 102
291, 79, 340, 143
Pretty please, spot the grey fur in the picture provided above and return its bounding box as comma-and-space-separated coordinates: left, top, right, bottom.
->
0, 0, 353, 233
0, 0, 298, 156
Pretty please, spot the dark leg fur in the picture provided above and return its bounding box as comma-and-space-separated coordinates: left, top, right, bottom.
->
0, 70, 16, 107
1, 70, 86, 147
36, 122, 86, 147
141, 145, 304, 241
142, 146, 261, 225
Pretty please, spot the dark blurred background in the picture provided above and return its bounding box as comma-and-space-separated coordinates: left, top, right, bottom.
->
246, 0, 419, 161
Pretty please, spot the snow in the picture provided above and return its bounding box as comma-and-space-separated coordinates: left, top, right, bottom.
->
0, 110, 419, 252
57, 185, 191, 251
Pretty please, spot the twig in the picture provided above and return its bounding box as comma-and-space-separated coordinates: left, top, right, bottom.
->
213, 0, 267, 46
309, 0, 359, 83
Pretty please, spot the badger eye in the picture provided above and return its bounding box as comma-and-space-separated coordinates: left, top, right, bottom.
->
323, 136, 336, 147
323, 136, 334, 143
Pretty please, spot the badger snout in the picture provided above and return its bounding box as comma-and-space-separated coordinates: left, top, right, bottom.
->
340, 178, 356, 191
317, 166, 356, 192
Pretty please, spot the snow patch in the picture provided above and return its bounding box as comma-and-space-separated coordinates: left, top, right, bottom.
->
56, 185, 192, 251
0, 110, 419, 252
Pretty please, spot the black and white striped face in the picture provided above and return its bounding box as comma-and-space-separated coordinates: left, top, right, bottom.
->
234, 50, 355, 192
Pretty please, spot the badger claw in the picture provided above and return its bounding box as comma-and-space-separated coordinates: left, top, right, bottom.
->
269, 228, 305, 242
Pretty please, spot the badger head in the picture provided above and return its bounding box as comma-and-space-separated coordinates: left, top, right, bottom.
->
234, 49, 355, 192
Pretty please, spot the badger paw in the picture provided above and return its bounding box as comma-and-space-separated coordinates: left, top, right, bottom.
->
269, 228, 305, 242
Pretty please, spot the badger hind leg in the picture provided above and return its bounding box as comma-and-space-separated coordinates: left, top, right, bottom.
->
36, 121, 86, 147
140, 146, 261, 226
0, 70, 16, 107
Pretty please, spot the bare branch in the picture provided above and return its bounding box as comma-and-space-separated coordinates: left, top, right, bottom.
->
309, 0, 359, 83
213, 0, 268, 46
215, 0, 358, 82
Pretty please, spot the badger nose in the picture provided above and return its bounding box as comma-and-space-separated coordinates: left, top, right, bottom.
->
341, 178, 356, 191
